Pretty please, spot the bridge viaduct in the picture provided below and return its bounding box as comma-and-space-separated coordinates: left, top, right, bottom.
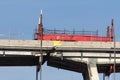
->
0, 40, 120, 80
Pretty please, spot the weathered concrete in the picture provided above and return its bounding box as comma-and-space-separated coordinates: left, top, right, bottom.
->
0, 40, 120, 48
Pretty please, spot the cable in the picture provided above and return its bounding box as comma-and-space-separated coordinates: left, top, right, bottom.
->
36, 66, 38, 80
113, 19, 116, 80
40, 22, 43, 80
103, 73, 105, 80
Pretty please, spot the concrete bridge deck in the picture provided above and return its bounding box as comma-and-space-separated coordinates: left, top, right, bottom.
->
0, 40, 119, 48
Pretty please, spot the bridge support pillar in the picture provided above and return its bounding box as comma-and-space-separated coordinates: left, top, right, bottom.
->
82, 68, 90, 80
82, 59, 99, 80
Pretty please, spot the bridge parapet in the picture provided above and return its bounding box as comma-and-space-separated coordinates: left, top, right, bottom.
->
0, 40, 120, 49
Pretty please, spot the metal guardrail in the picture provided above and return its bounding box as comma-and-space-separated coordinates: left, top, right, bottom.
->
0, 46, 120, 53
0, 46, 54, 51
44, 29, 98, 35
55, 47, 120, 53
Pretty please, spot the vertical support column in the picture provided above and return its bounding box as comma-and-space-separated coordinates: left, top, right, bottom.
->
82, 59, 99, 80
82, 67, 90, 80
89, 60, 99, 80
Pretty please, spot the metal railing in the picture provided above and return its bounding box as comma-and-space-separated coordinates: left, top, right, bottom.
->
43, 28, 98, 36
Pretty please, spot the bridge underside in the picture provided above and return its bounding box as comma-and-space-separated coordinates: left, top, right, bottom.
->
0, 55, 120, 74
0, 55, 39, 66
47, 57, 86, 73
47, 57, 120, 73
0, 55, 119, 76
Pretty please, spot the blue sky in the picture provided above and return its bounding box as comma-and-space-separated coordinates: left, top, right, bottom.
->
0, 0, 120, 80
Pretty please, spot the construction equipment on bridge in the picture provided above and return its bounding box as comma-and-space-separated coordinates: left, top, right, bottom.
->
34, 11, 114, 42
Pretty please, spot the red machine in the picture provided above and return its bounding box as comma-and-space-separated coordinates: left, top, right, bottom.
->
34, 11, 114, 42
